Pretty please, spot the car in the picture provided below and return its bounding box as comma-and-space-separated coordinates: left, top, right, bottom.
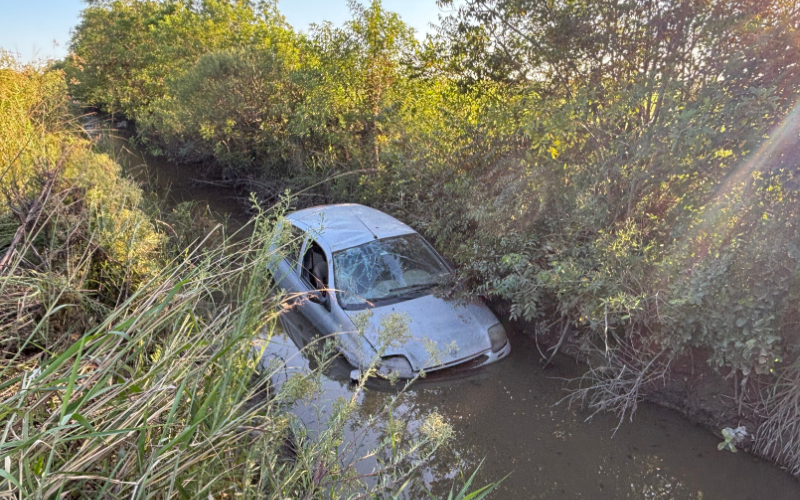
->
268, 203, 511, 379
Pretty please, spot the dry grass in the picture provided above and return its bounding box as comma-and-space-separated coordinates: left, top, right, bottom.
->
754, 363, 800, 475
560, 334, 673, 435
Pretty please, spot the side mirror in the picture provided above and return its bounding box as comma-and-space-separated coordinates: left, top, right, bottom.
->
308, 290, 331, 311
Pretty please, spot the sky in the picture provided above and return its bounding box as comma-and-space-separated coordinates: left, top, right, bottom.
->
0, 0, 452, 63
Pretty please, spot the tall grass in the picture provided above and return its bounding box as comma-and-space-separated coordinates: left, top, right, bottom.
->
0, 204, 450, 498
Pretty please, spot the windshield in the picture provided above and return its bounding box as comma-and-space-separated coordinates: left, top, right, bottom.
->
333, 234, 449, 307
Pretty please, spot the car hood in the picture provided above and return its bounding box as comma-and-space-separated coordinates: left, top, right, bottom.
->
343, 294, 499, 371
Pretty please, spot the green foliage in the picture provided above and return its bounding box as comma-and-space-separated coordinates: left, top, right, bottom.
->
145, 48, 300, 168
1, 52, 165, 307
64, 0, 292, 120
718, 427, 747, 453
422, 0, 800, 377
424, 460, 504, 500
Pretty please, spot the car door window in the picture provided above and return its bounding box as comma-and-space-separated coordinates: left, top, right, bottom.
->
301, 241, 329, 296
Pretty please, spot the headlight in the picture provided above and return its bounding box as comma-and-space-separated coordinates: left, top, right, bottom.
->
488, 323, 508, 353
378, 355, 414, 379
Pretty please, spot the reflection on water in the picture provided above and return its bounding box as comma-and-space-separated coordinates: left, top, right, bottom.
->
119, 136, 800, 499
266, 310, 799, 499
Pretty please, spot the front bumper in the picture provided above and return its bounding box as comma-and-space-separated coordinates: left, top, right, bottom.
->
416, 340, 512, 377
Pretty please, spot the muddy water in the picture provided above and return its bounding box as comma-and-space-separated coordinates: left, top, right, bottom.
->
121, 139, 800, 499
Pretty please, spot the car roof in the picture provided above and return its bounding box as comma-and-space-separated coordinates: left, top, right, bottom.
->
286, 204, 417, 252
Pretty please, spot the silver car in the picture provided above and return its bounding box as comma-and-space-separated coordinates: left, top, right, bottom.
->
268, 204, 510, 379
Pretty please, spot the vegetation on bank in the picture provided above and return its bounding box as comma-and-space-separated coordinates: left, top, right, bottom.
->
56, 0, 800, 472
0, 54, 501, 498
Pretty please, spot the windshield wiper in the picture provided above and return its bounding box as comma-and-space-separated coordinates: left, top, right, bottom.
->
388, 283, 437, 293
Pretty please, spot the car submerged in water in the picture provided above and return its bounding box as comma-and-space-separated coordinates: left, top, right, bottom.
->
268, 204, 510, 379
